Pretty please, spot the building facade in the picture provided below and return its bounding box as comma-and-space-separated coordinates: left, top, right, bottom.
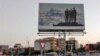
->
66, 38, 78, 52
57, 38, 65, 51
34, 37, 57, 51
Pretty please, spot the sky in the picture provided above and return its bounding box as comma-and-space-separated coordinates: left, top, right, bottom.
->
1, 0, 100, 47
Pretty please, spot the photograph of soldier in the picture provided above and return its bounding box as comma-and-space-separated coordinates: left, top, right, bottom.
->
65, 9, 69, 23
65, 8, 77, 23
72, 8, 77, 23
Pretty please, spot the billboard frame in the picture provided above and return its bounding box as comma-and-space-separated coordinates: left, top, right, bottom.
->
37, 3, 86, 56
38, 3, 85, 32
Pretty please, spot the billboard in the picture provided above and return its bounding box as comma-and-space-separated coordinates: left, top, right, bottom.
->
34, 41, 51, 50
38, 3, 85, 32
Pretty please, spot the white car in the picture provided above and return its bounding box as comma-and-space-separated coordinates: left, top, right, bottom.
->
45, 52, 57, 56
66, 52, 73, 56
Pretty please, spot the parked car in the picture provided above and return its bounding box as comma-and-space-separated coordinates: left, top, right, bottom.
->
45, 52, 57, 56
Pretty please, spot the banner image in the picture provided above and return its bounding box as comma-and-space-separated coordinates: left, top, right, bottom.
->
38, 3, 85, 32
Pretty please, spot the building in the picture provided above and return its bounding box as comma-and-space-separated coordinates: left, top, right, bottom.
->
57, 38, 65, 51
13, 43, 24, 55
34, 37, 78, 52
97, 42, 100, 51
34, 39, 50, 51
34, 37, 57, 51
66, 38, 78, 52
14, 43, 23, 49
0, 45, 9, 51
0, 45, 9, 55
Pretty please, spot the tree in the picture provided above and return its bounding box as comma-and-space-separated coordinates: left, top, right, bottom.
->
78, 44, 85, 52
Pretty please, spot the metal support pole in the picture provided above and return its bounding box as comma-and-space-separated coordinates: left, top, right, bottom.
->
41, 48, 43, 56
44, 50, 46, 56
29, 47, 31, 56
63, 32, 66, 56
58, 32, 61, 56
70, 44, 73, 52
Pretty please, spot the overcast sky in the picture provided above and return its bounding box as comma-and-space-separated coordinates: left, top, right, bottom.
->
1, 0, 100, 47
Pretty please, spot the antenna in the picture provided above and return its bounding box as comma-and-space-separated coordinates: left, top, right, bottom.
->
26, 36, 31, 55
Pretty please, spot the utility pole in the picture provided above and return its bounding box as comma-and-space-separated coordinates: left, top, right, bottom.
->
26, 36, 31, 56
63, 32, 66, 56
